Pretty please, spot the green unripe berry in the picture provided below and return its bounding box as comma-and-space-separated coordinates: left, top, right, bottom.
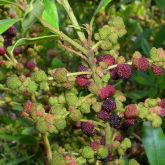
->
82, 146, 94, 159
31, 70, 48, 82
129, 159, 140, 165
0, 70, 6, 81
40, 82, 49, 91
92, 102, 102, 112
97, 146, 108, 159
36, 118, 48, 133
49, 97, 58, 106
65, 92, 78, 106
6, 75, 21, 90
120, 138, 132, 150
118, 147, 125, 156
76, 157, 87, 165
152, 116, 162, 128
53, 68, 68, 83
80, 103, 90, 114
26, 80, 38, 93
54, 119, 66, 130
69, 107, 82, 122
51, 151, 66, 165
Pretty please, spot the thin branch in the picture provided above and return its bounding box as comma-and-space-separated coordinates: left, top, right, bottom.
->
106, 62, 132, 71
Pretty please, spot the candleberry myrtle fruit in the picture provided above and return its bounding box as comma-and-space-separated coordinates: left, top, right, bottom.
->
151, 64, 163, 76
117, 64, 132, 79
6, 75, 22, 89
97, 146, 109, 159
97, 54, 115, 66
82, 146, 94, 159
31, 70, 48, 82
0, 47, 6, 56
6, 26, 17, 37
98, 110, 110, 121
135, 57, 149, 71
76, 76, 89, 87
81, 121, 96, 136
124, 104, 138, 119
102, 98, 116, 112
109, 113, 121, 129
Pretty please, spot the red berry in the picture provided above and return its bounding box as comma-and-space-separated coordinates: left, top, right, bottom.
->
160, 108, 165, 117
110, 68, 118, 80
76, 77, 89, 87
117, 64, 132, 80
97, 55, 115, 66
124, 119, 135, 126
81, 121, 96, 136
6, 26, 17, 36
98, 85, 115, 100
23, 101, 35, 113
26, 61, 36, 71
124, 104, 138, 119
159, 99, 165, 108
90, 141, 100, 151
151, 65, 163, 76
137, 57, 149, 71
37, 111, 43, 117
115, 135, 123, 142
98, 110, 110, 121
14, 48, 21, 56
0, 47, 6, 56
102, 98, 116, 112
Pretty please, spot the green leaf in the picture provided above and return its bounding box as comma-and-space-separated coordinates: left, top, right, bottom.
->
90, 0, 112, 26
42, 0, 59, 29
142, 121, 165, 165
141, 39, 151, 56
6, 155, 34, 165
51, 58, 65, 68
0, 18, 21, 34
0, 0, 16, 5
7, 35, 57, 56
154, 0, 165, 10
22, 0, 44, 32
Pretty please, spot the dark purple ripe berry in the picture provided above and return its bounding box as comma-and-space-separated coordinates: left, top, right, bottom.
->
4, 37, 13, 47
98, 110, 110, 121
26, 61, 36, 71
81, 121, 96, 136
109, 114, 121, 129
117, 64, 132, 80
102, 98, 116, 112
14, 48, 21, 56
0, 47, 6, 56
6, 26, 17, 37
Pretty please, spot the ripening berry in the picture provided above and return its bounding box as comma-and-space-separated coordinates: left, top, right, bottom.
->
102, 98, 116, 112
90, 141, 100, 151
23, 101, 35, 113
124, 104, 138, 119
14, 48, 21, 56
98, 85, 115, 100
117, 64, 132, 79
36, 111, 43, 117
98, 110, 110, 121
151, 65, 163, 76
159, 108, 165, 117
26, 61, 36, 71
110, 68, 118, 80
109, 114, 121, 129
115, 135, 123, 142
6, 75, 21, 89
81, 121, 96, 136
136, 57, 149, 71
76, 77, 89, 87
88, 82, 99, 94
97, 54, 115, 66
6, 26, 17, 37
31, 70, 48, 82
52, 68, 68, 83
0, 47, 6, 56
45, 114, 53, 123
159, 98, 165, 108
124, 119, 135, 126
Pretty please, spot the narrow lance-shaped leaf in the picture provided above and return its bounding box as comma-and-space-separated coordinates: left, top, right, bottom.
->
142, 121, 165, 165
90, 0, 113, 26
7, 35, 57, 56
0, 18, 21, 34
42, 0, 59, 29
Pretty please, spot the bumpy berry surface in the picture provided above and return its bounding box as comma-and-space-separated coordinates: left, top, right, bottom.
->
160, 98, 165, 108
81, 121, 96, 136
137, 57, 149, 71
117, 64, 132, 79
97, 54, 115, 66
151, 64, 163, 76
109, 114, 121, 129
98, 110, 110, 121
0, 47, 6, 56
102, 98, 116, 112
124, 104, 138, 119
76, 77, 89, 87
26, 61, 36, 71
6, 26, 17, 36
